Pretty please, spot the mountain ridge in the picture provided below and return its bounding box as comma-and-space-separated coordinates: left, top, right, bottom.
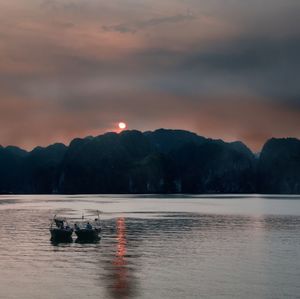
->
0, 129, 299, 194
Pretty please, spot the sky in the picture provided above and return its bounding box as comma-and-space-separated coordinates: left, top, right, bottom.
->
0, 0, 299, 151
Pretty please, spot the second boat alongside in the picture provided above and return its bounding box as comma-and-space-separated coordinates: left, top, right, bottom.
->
74, 215, 101, 240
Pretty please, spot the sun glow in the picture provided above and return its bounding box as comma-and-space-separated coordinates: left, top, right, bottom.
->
118, 122, 127, 130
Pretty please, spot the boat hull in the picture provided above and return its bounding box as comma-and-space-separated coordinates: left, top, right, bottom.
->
75, 228, 100, 240
50, 228, 73, 240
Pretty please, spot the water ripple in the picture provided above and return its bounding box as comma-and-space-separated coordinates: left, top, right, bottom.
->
0, 196, 299, 299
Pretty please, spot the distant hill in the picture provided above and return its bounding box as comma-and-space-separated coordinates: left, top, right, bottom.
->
258, 138, 300, 194
0, 129, 299, 194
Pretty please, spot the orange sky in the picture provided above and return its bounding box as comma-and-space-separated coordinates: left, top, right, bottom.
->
0, 0, 300, 151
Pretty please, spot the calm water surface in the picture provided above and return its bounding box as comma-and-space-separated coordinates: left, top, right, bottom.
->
0, 195, 299, 299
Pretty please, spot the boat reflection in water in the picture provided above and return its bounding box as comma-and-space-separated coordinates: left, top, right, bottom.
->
107, 217, 137, 299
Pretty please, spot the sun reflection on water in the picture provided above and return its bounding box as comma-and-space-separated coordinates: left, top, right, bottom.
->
114, 217, 127, 267
109, 217, 136, 299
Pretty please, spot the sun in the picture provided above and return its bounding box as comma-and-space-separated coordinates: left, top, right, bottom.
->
118, 122, 127, 130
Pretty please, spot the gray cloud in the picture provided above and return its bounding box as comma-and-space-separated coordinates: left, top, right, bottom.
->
2, 34, 300, 107
40, 0, 87, 13
120, 36, 300, 102
102, 13, 196, 33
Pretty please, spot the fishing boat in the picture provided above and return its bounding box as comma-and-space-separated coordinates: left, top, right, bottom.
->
74, 213, 101, 240
50, 216, 73, 241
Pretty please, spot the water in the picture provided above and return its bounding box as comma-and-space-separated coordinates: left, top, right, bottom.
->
0, 194, 299, 299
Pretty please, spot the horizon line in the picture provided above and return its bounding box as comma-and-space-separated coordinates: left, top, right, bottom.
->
0, 128, 298, 154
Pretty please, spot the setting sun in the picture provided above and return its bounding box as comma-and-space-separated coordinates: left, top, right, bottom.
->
118, 122, 127, 130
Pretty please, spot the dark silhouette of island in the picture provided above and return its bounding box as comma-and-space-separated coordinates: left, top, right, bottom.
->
0, 129, 299, 194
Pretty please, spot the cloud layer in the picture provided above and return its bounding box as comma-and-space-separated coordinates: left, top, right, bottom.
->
0, 0, 299, 150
